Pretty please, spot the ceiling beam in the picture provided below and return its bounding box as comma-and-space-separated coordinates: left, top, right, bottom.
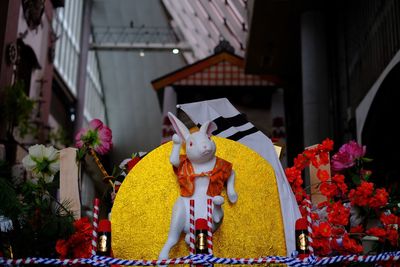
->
89, 42, 191, 51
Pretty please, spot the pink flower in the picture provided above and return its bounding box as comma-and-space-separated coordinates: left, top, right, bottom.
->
340, 141, 366, 158
75, 119, 113, 155
331, 141, 366, 172
331, 150, 354, 171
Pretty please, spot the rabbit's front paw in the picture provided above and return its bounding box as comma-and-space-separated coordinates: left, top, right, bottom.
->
212, 195, 224, 206
185, 233, 190, 244
212, 196, 224, 224
158, 250, 169, 260
228, 191, 238, 203
172, 134, 182, 144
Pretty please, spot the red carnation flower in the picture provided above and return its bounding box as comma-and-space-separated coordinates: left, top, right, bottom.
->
350, 225, 364, 233
342, 234, 363, 254
369, 188, 388, 208
327, 202, 350, 226
312, 222, 332, 238
380, 214, 398, 226
319, 138, 334, 151
386, 227, 399, 247
56, 217, 93, 259
366, 227, 387, 242
320, 182, 338, 199
313, 237, 331, 256
317, 169, 330, 182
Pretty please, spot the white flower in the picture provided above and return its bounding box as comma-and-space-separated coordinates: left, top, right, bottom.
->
22, 144, 60, 183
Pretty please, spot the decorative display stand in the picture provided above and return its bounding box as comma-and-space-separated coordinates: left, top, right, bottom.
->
1, 194, 399, 266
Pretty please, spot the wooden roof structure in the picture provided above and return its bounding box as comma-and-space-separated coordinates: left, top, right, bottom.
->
151, 51, 281, 91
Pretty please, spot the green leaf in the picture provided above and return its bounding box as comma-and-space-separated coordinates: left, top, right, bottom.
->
362, 157, 373, 162
111, 165, 123, 178
0, 80, 36, 138
76, 147, 87, 162
363, 171, 371, 181
351, 174, 361, 185
111, 165, 118, 177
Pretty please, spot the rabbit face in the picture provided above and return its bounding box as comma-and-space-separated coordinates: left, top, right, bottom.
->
168, 112, 218, 164
185, 131, 216, 163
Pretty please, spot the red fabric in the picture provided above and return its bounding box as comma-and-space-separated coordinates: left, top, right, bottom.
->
174, 155, 232, 197
127, 157, 140, 171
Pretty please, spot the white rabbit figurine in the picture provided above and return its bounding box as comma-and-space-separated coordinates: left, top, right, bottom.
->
159, 112, 238, 260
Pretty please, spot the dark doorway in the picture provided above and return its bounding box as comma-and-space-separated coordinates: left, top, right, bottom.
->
16, 38, 41, 93
362, 62, 400, 198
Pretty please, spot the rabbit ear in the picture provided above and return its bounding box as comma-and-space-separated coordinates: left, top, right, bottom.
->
200, 121, 217, 137
168, 112, 190, 141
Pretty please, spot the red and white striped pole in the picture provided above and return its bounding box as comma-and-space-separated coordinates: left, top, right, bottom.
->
91, 198, 100, 256
304, 196, 314, 255
189, 199, 196, 267
206, 198, 213, 255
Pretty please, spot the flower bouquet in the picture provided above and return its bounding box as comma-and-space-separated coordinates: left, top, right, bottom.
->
0, 144, 91, 258
286, 139, 399, 259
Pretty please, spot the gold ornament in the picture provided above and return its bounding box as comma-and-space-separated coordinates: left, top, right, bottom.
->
111, 137, 286, 260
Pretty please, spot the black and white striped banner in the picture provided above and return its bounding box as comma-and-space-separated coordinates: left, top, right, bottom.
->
178, 98, 301, 257
196, 113, 258, 141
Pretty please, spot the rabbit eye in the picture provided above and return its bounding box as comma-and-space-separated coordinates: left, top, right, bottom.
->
189, 141, 193, 146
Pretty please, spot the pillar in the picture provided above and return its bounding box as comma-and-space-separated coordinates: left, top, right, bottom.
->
75, 0, 92, 131
301, 10, 332, 146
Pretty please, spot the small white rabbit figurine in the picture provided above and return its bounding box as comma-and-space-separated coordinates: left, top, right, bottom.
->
159, 112, 238, 260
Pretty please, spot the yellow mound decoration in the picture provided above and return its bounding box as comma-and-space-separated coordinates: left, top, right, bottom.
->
111, 137, 286, 260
